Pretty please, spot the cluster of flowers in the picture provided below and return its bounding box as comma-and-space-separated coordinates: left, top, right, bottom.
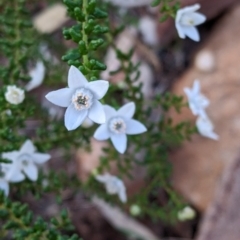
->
1, 3, 207, 202
45, 66, 148, 202
184, 80, 219, 140
0, 140, 51, 196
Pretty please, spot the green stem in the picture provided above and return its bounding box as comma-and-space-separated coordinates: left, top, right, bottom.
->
82, 0, 89, 68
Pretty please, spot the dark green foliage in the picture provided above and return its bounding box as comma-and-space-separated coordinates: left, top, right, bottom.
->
0, 193, 82, 240
62, 0, 109, 79
151, 0, 180, 21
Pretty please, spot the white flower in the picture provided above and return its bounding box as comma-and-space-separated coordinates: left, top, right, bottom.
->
5, 85, 25, 105
45, 66, 109, 131
184, 80, 209, 118
94, 102, 147, 154
96, 173, 127, 203
196, 115, 219, 140
175, 4, 206, 42
26, 61, 45, 91
2, 140, 51, 182
177, 206, 196, 221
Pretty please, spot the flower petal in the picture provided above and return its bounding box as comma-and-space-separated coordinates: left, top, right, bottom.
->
2, 151, 19, 161
95, 174, 109, 183
0, 180, 9, 196
175, 23, 186, 39
20, 140, 35, 154
23, 162, 38, 181
26, 61, 45, 91
87, 80, 109, 100
104, 105, 117, 120
45, 88, 73, 107
110, 134, 127, 154
5, 162, 23, 182
117, 102, 135, 119
181, 4, 200, 14
94, 124, 110, 140
118, 186, 127, 203
126, 119, 147, 135
9, 171, 25, 183
68, 65, 88, 88
64, 104, 88, 131
196, 116, 219, 140
181, 26, 200, 42
189, 12, 206, 25
88, 100, 106, 124
192, 80, 200, 95
32, 153, 51, 164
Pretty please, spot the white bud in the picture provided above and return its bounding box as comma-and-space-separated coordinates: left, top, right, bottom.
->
130, 204, 141, 216
194, 50, 215, 72
5, 85, 25, 105
177, 206, 196, 221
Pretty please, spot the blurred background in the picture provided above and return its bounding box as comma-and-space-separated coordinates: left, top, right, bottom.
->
4, 0, 240, 239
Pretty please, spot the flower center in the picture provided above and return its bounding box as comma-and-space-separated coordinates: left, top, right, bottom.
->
22, 160, 29, 166
18, 154, 31, 167
180, 15, 195, 26
109, 117, 126, 134
72, 88, 93, 111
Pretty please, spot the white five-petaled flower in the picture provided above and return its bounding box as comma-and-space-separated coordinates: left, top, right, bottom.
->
95, 173, 127, 203
196, 116, 219, 140
175, 4, 206, 42
184, 80, 209, 118
94, 102, 147, 154
2, 140, 51, 182
5, 85, 25, 105
45, 66, 109, 130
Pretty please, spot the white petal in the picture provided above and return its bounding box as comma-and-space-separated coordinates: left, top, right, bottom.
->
118, 187, 127, 203
26, 61, 45, 91
181, 26, 200, 42
94, 124, 110, 140
0, 180, 9, 196
45, 88, 73, 107
181, 4, 200, 14
117, 102, 135, 119
2, 151, 19, 161
20, 140, 35, 154
68, 65, 88, 88
87, 80, 109, 100
196, 116, 219, 141
110, 134, 127, 154
126, 119, 147, 135
23, 162, 38, 181
175, 23, 186, 39
104, 105, 117, 120
64, 104, 88, 131
95, 174, 109, 183
32, 153, 51, 164
6, 162, 24, 182
193, 80, 200, 94
189, 12, 206, 25
88, 100, 106, 124
183, 87, 191, 98
9, 171, 25, 183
